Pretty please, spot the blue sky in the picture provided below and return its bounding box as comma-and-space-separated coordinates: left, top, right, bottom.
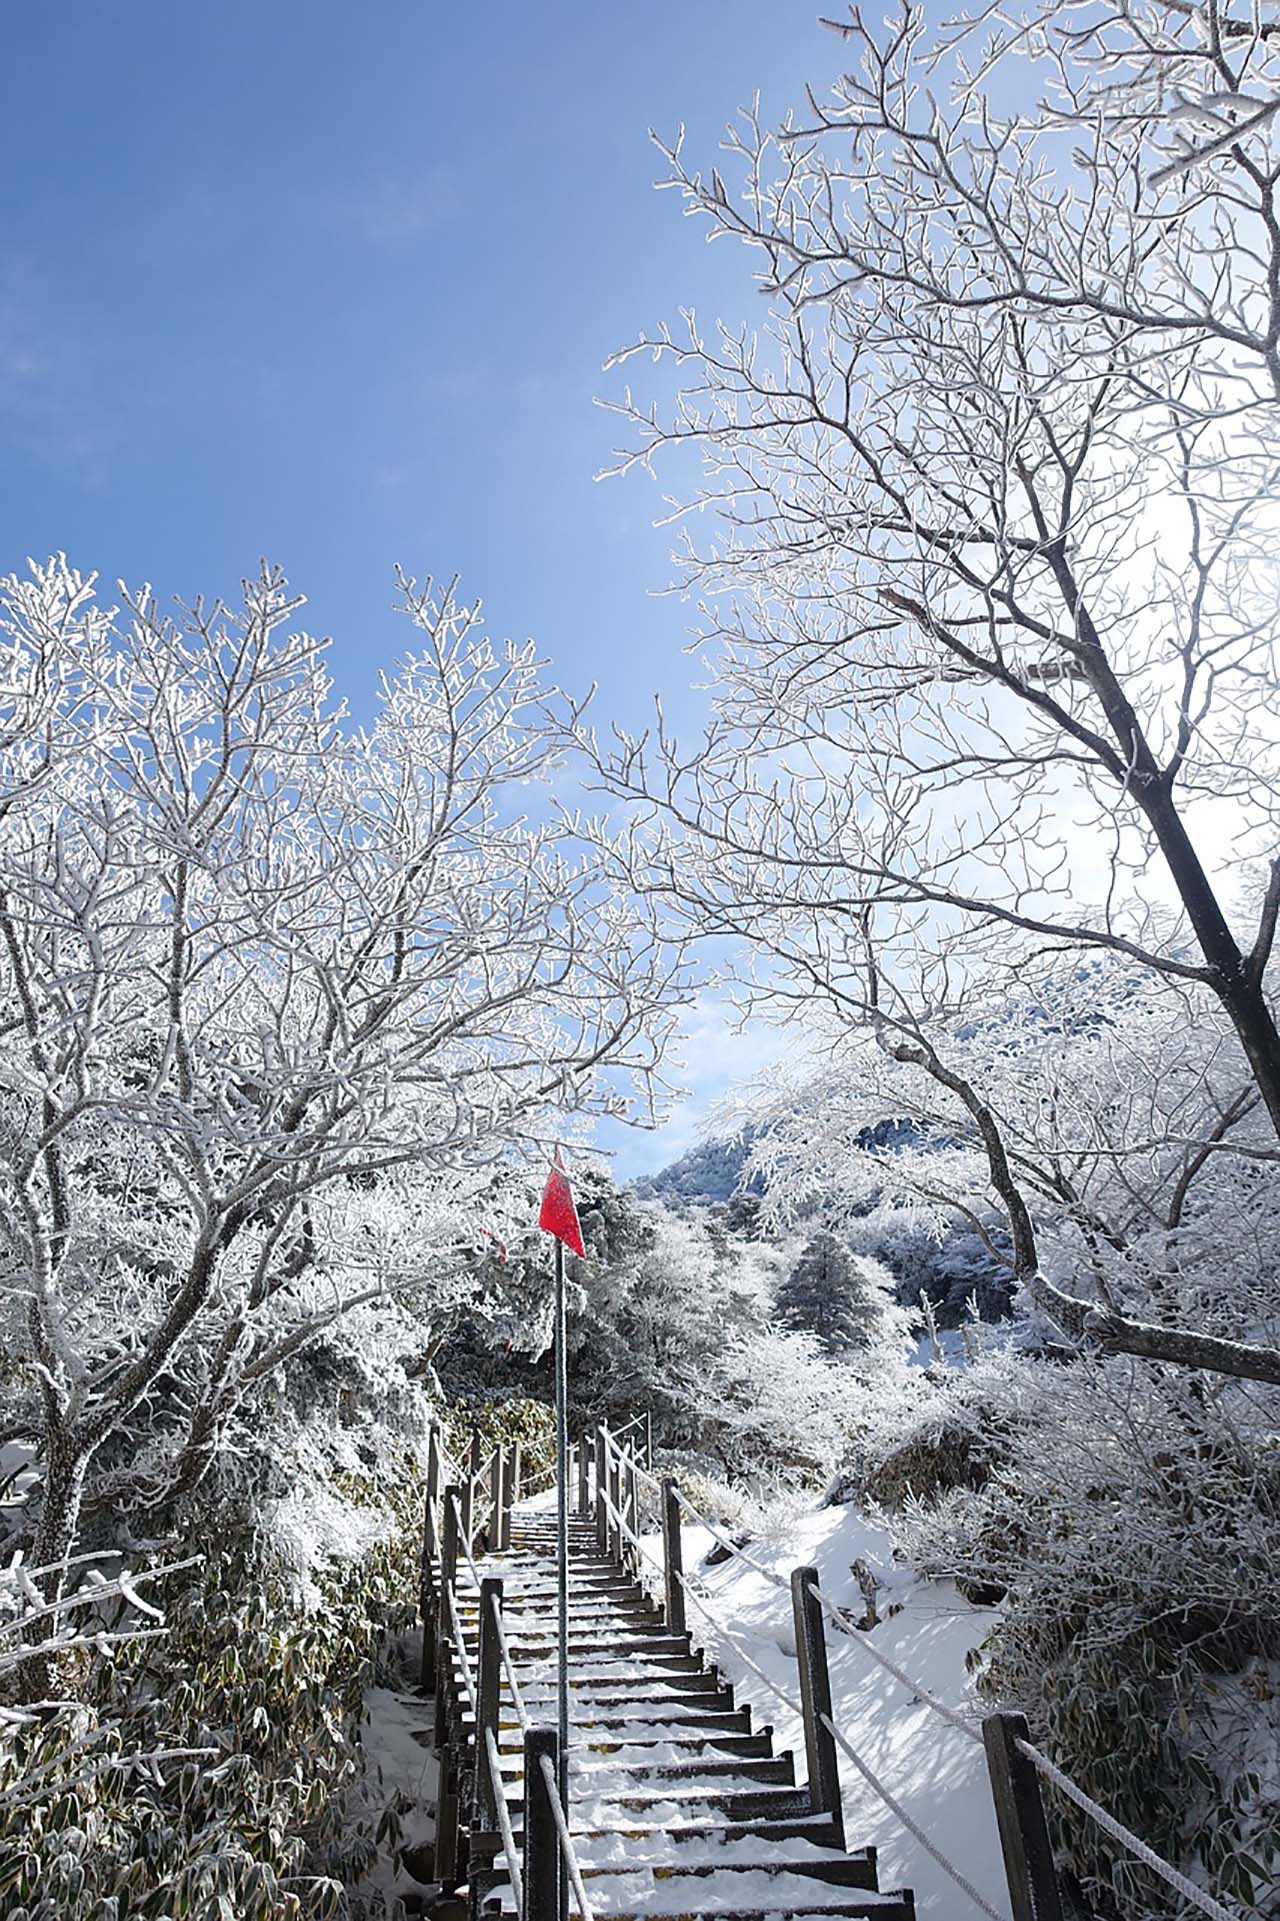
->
0, 2, 841, 1173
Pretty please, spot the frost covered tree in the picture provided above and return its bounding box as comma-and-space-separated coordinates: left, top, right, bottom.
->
775, 1229, 902, 1355
0, 559, 684, 1642
577, 0, 1280, 1387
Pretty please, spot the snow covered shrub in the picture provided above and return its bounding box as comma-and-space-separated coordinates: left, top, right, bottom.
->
889, 1353, 1280, 1917
856, 1353, 1014, 1518
440, 1395, 556, 1494
689, 1324, 874, 1488
0, 1453, 422, 1921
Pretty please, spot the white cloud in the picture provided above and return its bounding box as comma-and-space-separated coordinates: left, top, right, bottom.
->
598, 988, 787, 1180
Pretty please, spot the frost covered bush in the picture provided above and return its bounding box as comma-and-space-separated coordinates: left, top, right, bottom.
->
883, 1351, 1280, 1917
440, 1394, 556, 1495
0, 1453, 422, 1921
852, 1350, 1015, 1517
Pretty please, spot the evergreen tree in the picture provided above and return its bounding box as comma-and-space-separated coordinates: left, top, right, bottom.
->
776, 1231, 898, 1356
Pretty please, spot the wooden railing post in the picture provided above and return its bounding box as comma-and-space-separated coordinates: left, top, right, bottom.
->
423, 1421, 442, 1584
983, 1711, 1064, 1921
660, 1476, 685, 1636
433, 1485, 460, 1742
493, 1445, 509, 1553
607, 1434, 622, 1566
594, 1428, 608, 1556
577, 1433, 590, 1517
434, 1739, 463, 1890
474, 1577, 504, 1831
791, 1565, 845, 1847
522, 1725, 562, 1921
510, 1438, 523, 1512
623, 1448, 639, 1574
459, 1467, 475, 1561
644, 1409, 653, 1468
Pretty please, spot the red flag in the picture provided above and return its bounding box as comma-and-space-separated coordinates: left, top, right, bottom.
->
539, 1147, 585, 1258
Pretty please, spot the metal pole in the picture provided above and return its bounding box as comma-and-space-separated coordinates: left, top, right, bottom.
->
554, 1236, 570, 1921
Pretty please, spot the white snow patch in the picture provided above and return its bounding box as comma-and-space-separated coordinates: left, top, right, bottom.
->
638, 1499, 1010, 1919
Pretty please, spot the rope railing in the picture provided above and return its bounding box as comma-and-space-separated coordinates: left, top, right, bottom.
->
444, 1580, 478, 1717
486, 1725, 524, 1914
818, 1707, 1006, 1921
1015, 1738, 1243, 1921
595, 1480, 667, 1585
537, 1749, 596, 1921
671, 1484, 791, 1591
806, 1576, 983, 1745
443, 1486, 487, 1592
492, 1594, 532, 1735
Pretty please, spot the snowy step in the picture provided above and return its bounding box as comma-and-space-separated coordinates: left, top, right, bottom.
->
536, 1729, 775, 1761
489, 1702, 756, 1736
458, 1632, 693, 1661
481, 1812, 841, 1856
456, 1580, 647, 1605
499, 1784, 811, 1823
459, 1641, 699, 1672
453, 1596, 660, 1623
495, 1754, 798, 1789
515, 1669, 726, 1697
479, 1844, 882, 1893
478, 1898, 913, 1920
451, 1659, 728, 1700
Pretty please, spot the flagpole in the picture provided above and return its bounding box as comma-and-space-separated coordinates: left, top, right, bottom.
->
554, 1233, 570, 1921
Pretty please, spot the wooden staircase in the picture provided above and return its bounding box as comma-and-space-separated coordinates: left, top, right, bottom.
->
445, 1505, 916, 1921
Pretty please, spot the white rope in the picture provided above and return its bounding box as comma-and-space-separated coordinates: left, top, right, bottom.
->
444, 1582, 478, 1717
445, 1487, 485, 1591
1017, 1739, 1243, 1921
677, 1563, 811, 1722
609, 1431, 662, 1496
596, 1482, 667, 1583
538, 1750, 597, 1921
819, 1712, 1007, 1921
804, 1580, 982, 1745
486, 1725, 524, 1914
672, 1487, 792, 1591
492, 1596, 532, 1734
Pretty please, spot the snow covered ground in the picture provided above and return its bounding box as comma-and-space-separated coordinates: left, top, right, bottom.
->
635, 1493, 1010, 1920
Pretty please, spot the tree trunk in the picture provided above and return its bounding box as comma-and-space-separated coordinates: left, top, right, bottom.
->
21, 1428, 91, 1703
1142, 785, 1280, 1141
